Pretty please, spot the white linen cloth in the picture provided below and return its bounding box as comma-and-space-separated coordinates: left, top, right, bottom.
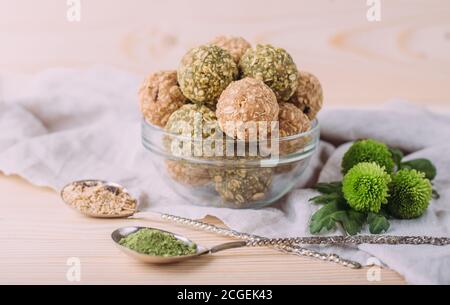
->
1, 67, 449, 284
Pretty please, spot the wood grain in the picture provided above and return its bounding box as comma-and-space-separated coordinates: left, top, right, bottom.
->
0, 173, 404, 284
0, 0, 449, 108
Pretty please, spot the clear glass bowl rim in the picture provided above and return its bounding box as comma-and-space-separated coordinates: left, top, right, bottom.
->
141, 118, 320, 167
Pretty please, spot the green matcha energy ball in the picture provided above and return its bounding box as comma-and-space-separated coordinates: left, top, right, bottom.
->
342, 162, 391, 213
211, 167, 273, 206
165, 104, 219, 157
165, 104, 218, 138
388, 169, 432, 219
177, 45, 238, 107
239, 44, 298, 102
342, 139, 395, 174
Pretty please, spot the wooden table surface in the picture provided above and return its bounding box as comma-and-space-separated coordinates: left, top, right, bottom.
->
1, 0, 449, 284
0, 174, 405, 284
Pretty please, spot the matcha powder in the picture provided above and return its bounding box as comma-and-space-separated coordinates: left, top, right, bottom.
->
119, 228, 197, 257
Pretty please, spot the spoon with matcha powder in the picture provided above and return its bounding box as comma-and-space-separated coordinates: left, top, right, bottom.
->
112, 226, 251, 264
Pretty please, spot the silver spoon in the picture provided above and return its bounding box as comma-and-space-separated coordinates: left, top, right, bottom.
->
60, 179, 362, 268
111, 226, 450, 264
111, 226, 250, 264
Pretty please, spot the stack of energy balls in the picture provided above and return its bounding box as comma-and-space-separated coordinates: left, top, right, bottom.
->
139, 36, 323, 206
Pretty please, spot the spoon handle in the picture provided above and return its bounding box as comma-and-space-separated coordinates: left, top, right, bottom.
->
159, 212, 450, 247
160, 213, 362, 269
247, 236, 450, 247
209, 241, 248, 254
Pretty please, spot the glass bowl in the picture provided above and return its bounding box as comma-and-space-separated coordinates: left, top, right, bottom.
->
141, 118, 320, 209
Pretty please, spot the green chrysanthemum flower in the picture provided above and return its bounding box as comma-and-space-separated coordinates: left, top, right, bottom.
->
342, 139, 395, 174
342, 162, 391, 213
387, 169, 432, 219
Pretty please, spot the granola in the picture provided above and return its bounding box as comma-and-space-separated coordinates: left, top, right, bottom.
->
62, 181, 137, 217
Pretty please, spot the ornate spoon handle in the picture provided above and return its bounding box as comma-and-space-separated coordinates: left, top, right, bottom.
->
247, 235, 450, 247
160, 213, 362, 269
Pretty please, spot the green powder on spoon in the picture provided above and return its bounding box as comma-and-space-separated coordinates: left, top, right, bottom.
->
119, 228, 197, 257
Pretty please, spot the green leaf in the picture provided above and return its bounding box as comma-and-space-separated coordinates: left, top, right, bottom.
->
332, 210, 366, 235
367, 213, 390, 234
309, 202, 366, 235
400, 159, 437, 180
389, 147, 404, 168
309, 202, 340, 234
314, 182, 342, 194
309, 193, 341, 205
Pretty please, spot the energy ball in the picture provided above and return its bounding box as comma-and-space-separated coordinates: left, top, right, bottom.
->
288, 71, 323, 120
165, 160, 210, 187
211, 167, 273, 206
275, 103, 311, 173
216, 77, 279, 141
165, 104, 219, 157
139, 70, 187, 127
210, 35, 251, 63
178, 45, 238, 107
239, 44, 298, 102
278, 102, 311, 137
165, 104, 218, 138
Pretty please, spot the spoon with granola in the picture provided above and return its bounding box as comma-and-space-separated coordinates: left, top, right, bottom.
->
61, 180, 138, 218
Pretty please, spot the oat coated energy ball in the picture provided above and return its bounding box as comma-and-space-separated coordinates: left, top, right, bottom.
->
239, 44, 298, 102
288, 71, 323, 120
165, 160, 210, 187
209, 36, 251, 63
216, 77, 279, 141
276, 103, 312, 172
139, 71, 187, 127
211, 167, 273, 206
178, 45, 238, 107
278, 102, 311, 137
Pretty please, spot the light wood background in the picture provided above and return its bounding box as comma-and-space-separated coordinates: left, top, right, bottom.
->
1, 0, 449, 284
1, 0, 449, 107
